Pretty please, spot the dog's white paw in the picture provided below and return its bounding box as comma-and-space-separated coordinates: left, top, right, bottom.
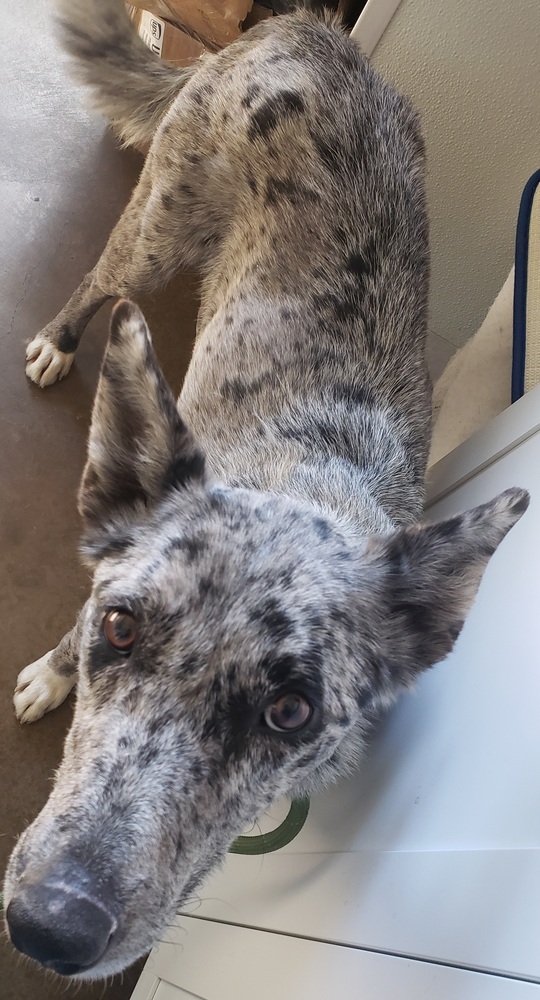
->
26, 335, 74, 387
14, 652, 76, 724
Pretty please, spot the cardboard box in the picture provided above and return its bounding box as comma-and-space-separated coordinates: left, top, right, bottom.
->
128, 0, 253, 50
127, 5, 206, 66
126, 4, 272, 68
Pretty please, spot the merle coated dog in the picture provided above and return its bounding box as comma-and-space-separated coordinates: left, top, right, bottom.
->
4, 0, 529, 981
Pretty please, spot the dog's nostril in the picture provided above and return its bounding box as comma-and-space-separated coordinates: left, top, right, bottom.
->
6, 878, 116, 975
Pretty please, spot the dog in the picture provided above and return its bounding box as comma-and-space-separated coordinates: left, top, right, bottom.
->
4, 0, 529, 982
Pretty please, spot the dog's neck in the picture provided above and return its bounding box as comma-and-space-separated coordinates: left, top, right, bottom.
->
190, 401, 425, 537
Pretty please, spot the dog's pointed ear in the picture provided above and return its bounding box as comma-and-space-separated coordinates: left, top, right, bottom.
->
358, 488, 529, 704
79, 300, 206, 556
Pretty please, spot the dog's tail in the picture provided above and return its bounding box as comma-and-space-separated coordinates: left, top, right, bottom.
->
56, 0, 198, 148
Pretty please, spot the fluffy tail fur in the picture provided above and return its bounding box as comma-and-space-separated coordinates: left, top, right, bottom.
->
56, 0, 198, 148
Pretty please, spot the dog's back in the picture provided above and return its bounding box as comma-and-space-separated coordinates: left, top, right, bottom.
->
137, 11, 432, 529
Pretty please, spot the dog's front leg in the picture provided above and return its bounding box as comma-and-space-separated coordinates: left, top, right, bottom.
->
24, 173, 155, 389
13, 604, 87, 723
25, 160, 194, 388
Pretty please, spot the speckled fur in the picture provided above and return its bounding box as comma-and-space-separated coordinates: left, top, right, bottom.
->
6, 0, 530, 981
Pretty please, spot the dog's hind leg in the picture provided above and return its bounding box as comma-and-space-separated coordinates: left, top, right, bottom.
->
25, 159, 206, 387
13, 605, 87, 723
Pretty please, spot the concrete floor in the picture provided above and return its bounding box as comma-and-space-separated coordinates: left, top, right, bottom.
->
0, 4, 454, 999
0, 2, 199, 998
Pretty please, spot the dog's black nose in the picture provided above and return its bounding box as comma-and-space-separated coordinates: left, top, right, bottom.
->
6, 865, 117, 975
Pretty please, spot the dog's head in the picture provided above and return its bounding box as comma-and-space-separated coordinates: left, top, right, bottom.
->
4, 302, 529, 979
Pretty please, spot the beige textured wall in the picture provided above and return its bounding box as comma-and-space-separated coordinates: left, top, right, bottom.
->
371, 0, 539, 347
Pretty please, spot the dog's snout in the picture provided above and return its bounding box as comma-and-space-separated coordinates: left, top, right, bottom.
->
6, 862, 117, 975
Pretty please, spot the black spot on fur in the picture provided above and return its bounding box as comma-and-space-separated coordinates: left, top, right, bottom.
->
98, 534, 133, 556
167, 534, 207, 564
87, 635, 117, 674
198, 575, 217, 601
92, 757, 108, 777
148, 712, 175, 736
201, 677, 255, 756
356, 686, 375, 711
190, 762, 204, 783
220, 378, 245, 404
346, 237, 377, 280
191, 86, 211, 106
347, 252, 368, 278
265, 176, 292, 204
246, 174, 258, 195
163, 451, 206, 491
265, 176, 320, 207
502, 490, 531, 515
313, 291, 356, 323
181, 655, 202, 673
297, 746, 323, 768
313, 517, 332, 541
220, 371, 275, 403
331, 381, 375, 407
395, 600, 433, 636
272, 649, 323, 692
178, 183, 194, 197
314, 135, 340, 173
241, 83, 261, 108
248, 91, 305, 141
224, 688, 260, 757
278, 90, 305, 116
251, 600, 294, 641
81, 456, 148, 525
262, 654, 297, 690
208, 490, 226, 512
328, 604, 353, 629
57, 324, 78, 353
137, 743, 159, 766
433, 517, 462, 541
161, 192, 174, 211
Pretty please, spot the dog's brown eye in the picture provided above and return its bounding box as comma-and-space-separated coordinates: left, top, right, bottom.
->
263, 694, 313, 732
103, 610, 138, 653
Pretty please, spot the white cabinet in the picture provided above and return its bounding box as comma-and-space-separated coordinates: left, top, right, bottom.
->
133, 918, 540, 1000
